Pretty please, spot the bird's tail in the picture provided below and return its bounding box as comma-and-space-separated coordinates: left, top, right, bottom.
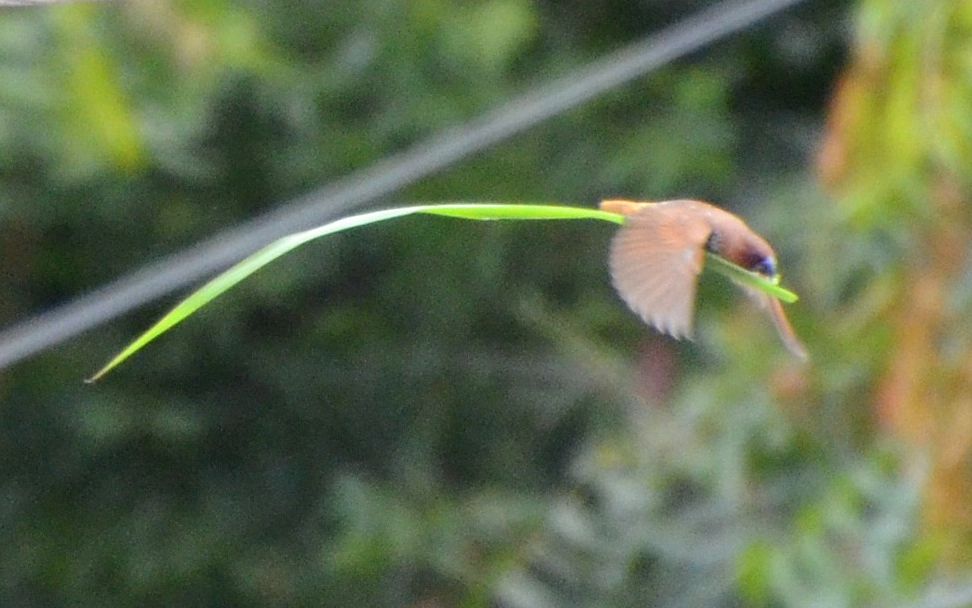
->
599, 200, 656, 216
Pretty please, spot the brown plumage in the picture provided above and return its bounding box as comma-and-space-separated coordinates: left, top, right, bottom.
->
601, 199, 807, 359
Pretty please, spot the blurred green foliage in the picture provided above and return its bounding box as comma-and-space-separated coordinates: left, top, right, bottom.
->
818, 0, 972, 569
5, 0, 972, 606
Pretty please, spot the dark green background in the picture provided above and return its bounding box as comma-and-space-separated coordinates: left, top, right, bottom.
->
4, 0, 965, 606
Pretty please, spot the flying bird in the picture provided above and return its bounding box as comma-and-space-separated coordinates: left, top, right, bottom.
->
601, 199, 807, 359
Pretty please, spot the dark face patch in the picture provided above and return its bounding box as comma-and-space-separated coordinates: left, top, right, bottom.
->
746, 254, 777, 278
706, 227, 777, 278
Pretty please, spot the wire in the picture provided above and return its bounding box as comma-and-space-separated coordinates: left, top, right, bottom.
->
0, 0, 809, 370
0, 1, 106, 5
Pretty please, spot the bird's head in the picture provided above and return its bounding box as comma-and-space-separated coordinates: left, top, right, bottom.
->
706, 217, 780, 281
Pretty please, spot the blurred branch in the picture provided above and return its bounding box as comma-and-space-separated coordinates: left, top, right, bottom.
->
0, 0, 809, 370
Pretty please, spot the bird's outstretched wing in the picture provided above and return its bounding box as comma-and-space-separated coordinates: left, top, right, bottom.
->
607, 204, 712, 339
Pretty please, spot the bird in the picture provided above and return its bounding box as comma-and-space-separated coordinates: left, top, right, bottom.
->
600, 199, 807, 359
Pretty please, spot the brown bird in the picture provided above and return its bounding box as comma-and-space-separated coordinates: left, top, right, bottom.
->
601, 199, 807, 359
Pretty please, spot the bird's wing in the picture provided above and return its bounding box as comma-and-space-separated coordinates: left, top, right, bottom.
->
608, 204, 711, 339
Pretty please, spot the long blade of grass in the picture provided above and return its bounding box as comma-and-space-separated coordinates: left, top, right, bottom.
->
704, 252, 798, 303
86, 202, 797, 381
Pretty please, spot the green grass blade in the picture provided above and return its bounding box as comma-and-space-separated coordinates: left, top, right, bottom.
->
86, 203, 623, 381
86, 202, 798, 381
418, 203, 625, 223
704, 252, 799, 303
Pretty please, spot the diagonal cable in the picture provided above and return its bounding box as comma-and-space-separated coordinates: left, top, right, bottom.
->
0, 1, 106, 5
0, 0, 809, 370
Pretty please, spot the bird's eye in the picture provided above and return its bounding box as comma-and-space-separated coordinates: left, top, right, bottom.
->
751, 258, 777, 277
